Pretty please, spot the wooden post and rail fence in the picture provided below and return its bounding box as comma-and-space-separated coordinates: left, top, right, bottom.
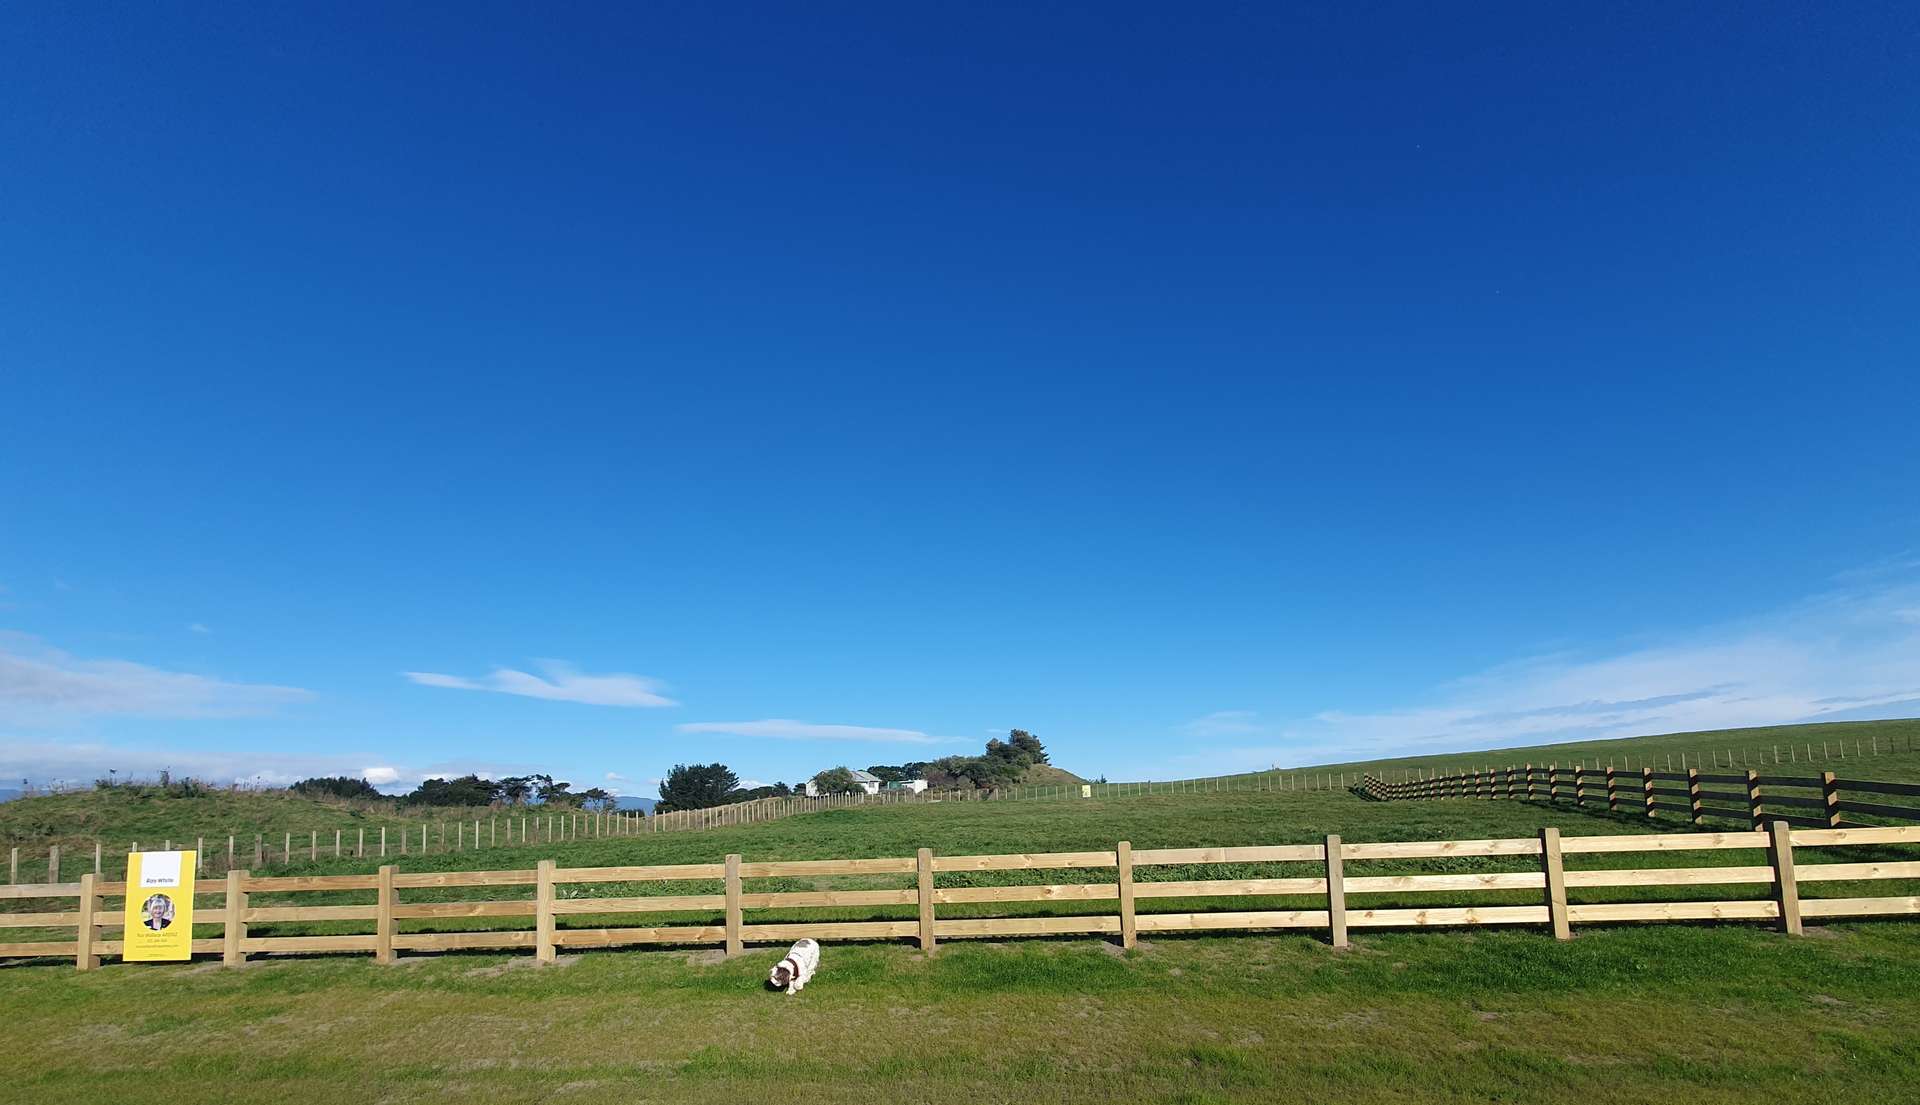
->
4, 824, 1917, 971
1354, 765, 1920, 832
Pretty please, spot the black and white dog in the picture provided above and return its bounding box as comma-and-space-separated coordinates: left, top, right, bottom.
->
767, 938, 820, 995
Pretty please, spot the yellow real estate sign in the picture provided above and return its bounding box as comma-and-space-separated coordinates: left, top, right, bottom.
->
123, 851, 195, 961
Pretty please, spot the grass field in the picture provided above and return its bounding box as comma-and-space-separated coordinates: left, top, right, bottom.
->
0, 785, 501, 879
9, 718, 1917, 865
6, 725, 1920, 1104
1189, 717, 1920, 788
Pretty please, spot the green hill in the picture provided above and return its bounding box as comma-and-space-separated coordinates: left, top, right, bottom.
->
1171, 717, 1920, 788
7, 718, 1917, 885
0, 785, 499, 869
1019, 762, 1086, 786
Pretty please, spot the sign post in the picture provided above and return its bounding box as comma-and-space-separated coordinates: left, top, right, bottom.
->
123, 851, 195, 962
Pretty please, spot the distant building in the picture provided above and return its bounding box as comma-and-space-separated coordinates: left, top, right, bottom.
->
803, 769, 886, 797
886, 778, 928, 794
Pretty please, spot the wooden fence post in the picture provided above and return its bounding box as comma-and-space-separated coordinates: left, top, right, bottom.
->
375, 864, 396, 964
723, 854, 743, 957
1641, 767, 1656, 820
48, 844, 60, 883
94, 841, 103, 876
254, 834, 262, 867
224, 869, 248, 967
1821, 772, 1842, 828
1540, 826, 1570, 940
1687, 768, 1704, 827
9, 846, 16, 883
535, 859, 557, 964
1324, 834, 1347, 948
75, 873, 100, 971
917, 847, 937, 952
1116, 841, 1136, 950
1573, 765, 1585, 807
1768, 820, 1802, 936
1525, 764, 1536, 801
1746, 770, 1765, 831
380, 827, 388, 857
1548, 764, 1559, 804
1605, 766, 1619, 813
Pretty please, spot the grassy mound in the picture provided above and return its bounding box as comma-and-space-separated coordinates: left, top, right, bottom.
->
1017, 762, 1086, 786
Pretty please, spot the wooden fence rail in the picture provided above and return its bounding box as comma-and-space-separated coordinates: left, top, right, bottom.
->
4, 824, 1917, 970
1355, 766, 1920, 831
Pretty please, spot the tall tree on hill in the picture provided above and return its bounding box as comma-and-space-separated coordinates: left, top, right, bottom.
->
1007, 730, 1048, 764
656, 763, 739, 812
531, 774, 577, 807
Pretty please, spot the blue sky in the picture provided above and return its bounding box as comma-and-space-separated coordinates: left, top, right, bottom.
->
2, 3, 1917, 794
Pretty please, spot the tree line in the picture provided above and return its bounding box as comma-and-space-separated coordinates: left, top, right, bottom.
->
869, 729, 1052, 789
290, 773, 617, 809
659, 730, 1054, 811
287, 730, 1055, 815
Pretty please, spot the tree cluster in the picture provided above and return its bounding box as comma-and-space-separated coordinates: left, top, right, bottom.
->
917, 729, 1049, 790
809, 766, 864, 795
656, 764, 801, 811
395, 772, 615, 809
289, 776, 382, 800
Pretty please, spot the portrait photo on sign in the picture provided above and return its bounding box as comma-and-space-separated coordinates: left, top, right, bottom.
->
142, 893, 175, 931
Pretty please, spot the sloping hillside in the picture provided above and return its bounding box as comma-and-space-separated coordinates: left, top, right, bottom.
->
0, 785, 494, 853
1020, 763, 1087, 786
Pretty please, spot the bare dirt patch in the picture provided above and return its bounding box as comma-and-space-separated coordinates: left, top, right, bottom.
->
466, 955, 578, 977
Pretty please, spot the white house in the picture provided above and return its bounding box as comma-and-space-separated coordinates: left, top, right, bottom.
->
804, 769, 885, 797
887, 778, 928, 794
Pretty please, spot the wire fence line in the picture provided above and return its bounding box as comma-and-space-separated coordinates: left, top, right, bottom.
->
3, 773, 1366, 886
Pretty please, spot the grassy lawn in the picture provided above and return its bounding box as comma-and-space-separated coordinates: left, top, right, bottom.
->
3, 910, 1918, 1103
5, 765, 1920, 1103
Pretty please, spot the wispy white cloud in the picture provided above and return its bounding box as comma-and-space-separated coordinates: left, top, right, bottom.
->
604, 771, 628, 782
677, 718, 950, 744
188, 623, 211, 635
0, 632, 312, 722
403, 660, 677, 707
1182, 571, 1920, 770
